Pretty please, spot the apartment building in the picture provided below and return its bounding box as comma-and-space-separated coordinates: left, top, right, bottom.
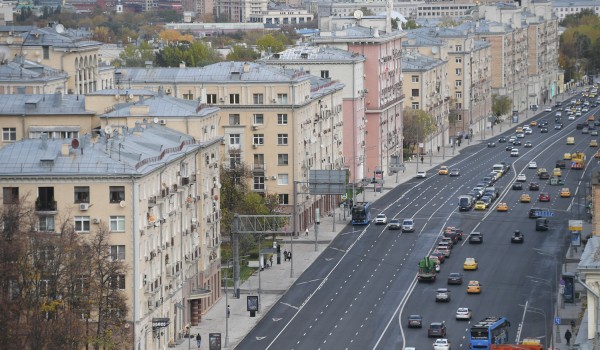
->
0, 57, 69, 94
319, 1, 476, 22
0, 124, 221, 349
114, 62, 344, 229
248, 5, 314, 25
552, 0, 600, 20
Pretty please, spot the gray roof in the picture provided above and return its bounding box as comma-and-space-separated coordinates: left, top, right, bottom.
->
0, 58, 68, 82
0, 93, 92, 115
578, 236, 600, 270
553, 0, 600, 6
87, 88, 157, 97
102, 93, 220, 118
0, 124, 203, 177
21, 25, 101, 50
402, 52, 445, 71
262, 45, 365, 63
455, 20, 513, 35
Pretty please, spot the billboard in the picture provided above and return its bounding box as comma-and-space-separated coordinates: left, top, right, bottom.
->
309, 170, 347, 195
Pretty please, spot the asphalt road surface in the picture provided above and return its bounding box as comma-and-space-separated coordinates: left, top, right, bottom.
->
237, 96, 595, 350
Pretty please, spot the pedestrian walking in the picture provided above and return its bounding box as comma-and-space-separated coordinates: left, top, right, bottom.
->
196, 333, 201, 348
269, 256, 273, 266
565, 329, 572, 345
305, 228, 309, 237
420, 156, 424, 164
227, 305, 231, 318
437, 146, 440, 153
288, 251, 292, 261
283, 250, 288, 261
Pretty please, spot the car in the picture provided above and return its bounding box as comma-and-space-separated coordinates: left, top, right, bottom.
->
444, 227, 463, 241
524, 141, 533, 147
402, 219, 415, 232
407, 314, 423, 328
456, 307, 472, 320
538, 171, 550, 180
505, 145, 514, 151
591, 140, 598, 147
512, 182, 523, 190
449, 168, 460, 176
468, 232, 483, 244
498, 137, 507, 143
520, 194, 531, 203
540, 127, 549, 133
530, 120, 538, 127
474, 201, 487, 210
536, 217, 549, 231
467, 280, 482, 294
593, 130, 599, 136
431, 251, 446, 263
438, 166, 449, 175
428, 322, 447, 337
528, 161, 537, 169
447, 272, 463, 285
545, 107, 552, 112
480, 196, 492, 207
511, 230, 524, 243
375, 213, 387, 225
525, 128, 533, 135
556, 160, 566, 169
560, 187, 571, 197
539, 193, 551, 202
517, 174, 527, 182
596, 150, 600, 159
436, 243, 452, 257
416, 171, 427, 178
388, 219, 401, 230
553, 168, 562, 177
529, 182, 540, 191
463, 258, 478, 270
516, 133, 525, 138
487, 141, 496, 148
583, 127, 589, 134
440, 237, 454, 249
435, 288, 451, 302
511, 149, 519, 157
497, 202, 509, 211
569, 115, 576, 120
512, 140, 522, 146
433, 339, 451, 350
564, 153, 572, 160
555, 124, 563, 130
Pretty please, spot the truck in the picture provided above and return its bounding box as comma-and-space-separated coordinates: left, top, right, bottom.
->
571, 151, 586, 169
418, 256, 438, 282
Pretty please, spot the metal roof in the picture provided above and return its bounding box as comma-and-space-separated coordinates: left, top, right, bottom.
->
102, 93, 219, 118
262, 45, 365, 63
0, 93, 92, 115
402, 52, 445, 71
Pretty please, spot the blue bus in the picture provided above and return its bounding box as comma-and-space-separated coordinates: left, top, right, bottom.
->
351, 202, 372, 225
469, 316, 511, 349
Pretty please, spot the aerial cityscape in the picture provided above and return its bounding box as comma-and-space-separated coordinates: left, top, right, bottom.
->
0, 0, 599, 349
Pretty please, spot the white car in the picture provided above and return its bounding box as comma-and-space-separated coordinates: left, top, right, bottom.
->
416, 171, 427, 178
456, 307, 472, 320
525, 129, 533, 135
375, 213, 387, 225
544, 107, 552, 112
510, 149, 519, 157
433, 338, 451, 350
517, 174, 527, 182
568, 115, 576, 120
516, 133, 525, 138
528, 161, 537, 169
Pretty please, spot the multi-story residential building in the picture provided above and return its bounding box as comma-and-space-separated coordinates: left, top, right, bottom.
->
260, 46, 367, 182
248, 4, 314, 25
114, 62, 344, 229
552, 0, 600, 20
315, 13, 405, 181
0, 3, 13, 26
213, 0, 266, 22
0, 124, 221, 349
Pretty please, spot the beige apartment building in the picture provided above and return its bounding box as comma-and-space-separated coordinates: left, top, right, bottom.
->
114, 62, 345, 229
0, 124, 222, 349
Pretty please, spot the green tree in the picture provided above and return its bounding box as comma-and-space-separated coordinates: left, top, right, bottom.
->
114, 42, 155, 68
402, 109, 437, 155
359, 7, 375, 16
155, 42, 221, 67
256, 34, 286, 54
226, 45, 260, 61
492, 95, 512, 123
403, 19, 419, 30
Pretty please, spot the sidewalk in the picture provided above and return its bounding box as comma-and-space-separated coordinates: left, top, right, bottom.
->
174, 91, 581, 349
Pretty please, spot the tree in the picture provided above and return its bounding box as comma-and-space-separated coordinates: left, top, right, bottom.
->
492, 95, 512, 123
155, 42, 221, 67
114, 42, 155, 68
402, 109, 437, 155
403, 19, 419, 30
359, 7, 375, 16
256, 34, 286, 54
226, 45, 260, 61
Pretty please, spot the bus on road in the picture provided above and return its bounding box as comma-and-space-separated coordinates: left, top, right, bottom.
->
470, 316, 511, 349
351, 202, 372, 225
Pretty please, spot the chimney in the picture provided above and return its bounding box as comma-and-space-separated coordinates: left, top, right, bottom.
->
61, 143, 70, 156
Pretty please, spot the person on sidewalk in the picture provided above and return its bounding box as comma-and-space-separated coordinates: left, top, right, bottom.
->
305, 228, 309, 237
283, 250, 288, 261
288, 251, 292, 261
565, 329, 572, 345
196, 333, 201, 348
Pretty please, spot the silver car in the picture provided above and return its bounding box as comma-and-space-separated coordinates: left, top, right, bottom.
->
402, 219, 415, 232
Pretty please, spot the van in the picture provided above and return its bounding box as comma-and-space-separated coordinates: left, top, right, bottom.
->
492, 164, 504, 175
458, 195, 474, 211
567, 137, 575, 145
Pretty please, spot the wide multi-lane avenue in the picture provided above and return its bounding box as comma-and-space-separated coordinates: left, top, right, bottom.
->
238, 97, 596, 350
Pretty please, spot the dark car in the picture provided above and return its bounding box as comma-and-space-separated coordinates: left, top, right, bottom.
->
512, 140, 522, 146
556, 160, 566, 169
529, 182, 540, 191
498, 137, 507, 143
428, 322, 447, 337
388, 219, 401, 230
444, 227, 463, 241
431, 251, 446, 263
512, 182, 523, 190
576, 123, 584, 130
487, 142, 496, 148
500, 161, 511, 172
506, 145, 514, 151
536, 218, 549, 231
407, 314, 423, 328
539, 171, 550, 180
447, 272, 463, 285
540, 127, 549, 133
511, 230, 524, 243
468, 232, 483, 244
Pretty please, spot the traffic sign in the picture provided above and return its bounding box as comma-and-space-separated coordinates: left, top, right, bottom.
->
536, 211, 555, 217
554, 317, 561, 325
569, 219, 583, 231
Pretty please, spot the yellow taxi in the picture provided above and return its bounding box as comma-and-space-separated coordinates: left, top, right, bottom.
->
560, 187, 571, 198
463, 258, 478, 270
591, 140, 598, 147
567, 137, 575, 145
530, 120, 538, 127
564, 153, 572, 160
589, 115, 596, 122
438, 166, 449, 175
553, 168, 562, 177
467, 280, 482, 294
497, 202, 509, 212
474, 201, 487, 210
520, 194, 531, 203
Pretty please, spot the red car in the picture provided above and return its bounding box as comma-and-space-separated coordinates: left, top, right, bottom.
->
539, 193, 551, 202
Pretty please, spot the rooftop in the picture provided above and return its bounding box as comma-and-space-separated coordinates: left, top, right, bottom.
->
102, 92, 220, 118
0, 93, 92, 115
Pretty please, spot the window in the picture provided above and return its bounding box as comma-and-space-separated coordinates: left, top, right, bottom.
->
253, 114, 264, 125
411, 75, 419, 83
3, 187, 18, 204
74, 216, 90, 232
110, 245, 126, 261
110, 274, 126, 290
109, 186, 125, 203
276, 93, 288, 104
2, 128, 16, 142
183, 91, 194, 100
278, 194, 289, 204
253, 134, 264, 145
253, 94, 264, 104
455, 80, 462, 87
229, 133, 240, 145
411, 102, 420, 110
277, 174, 289, 185
43, 46, 49, 59
456, 114, 463, 121
229, 94, 240, 104
229, 114, 240, 125
207, 94, 217, 104
456, 103, 463, 109
38, 216, 55, 232
278, 154, 289, 165
456, 92, 462, 99
229, 154, 241, 168
109, 216, 125, 232
455, 45, 462, 51
321, 70, 330, 79
411, 89, 419, 97
455, 68, 462, 75
253, 176, 265, 190
74, 186, 89, 203
277, 114, 288, 125
277, 134, 288, 145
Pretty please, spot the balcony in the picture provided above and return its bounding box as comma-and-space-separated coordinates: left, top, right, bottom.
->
35, 199, 57, 213
252, 163, 266, 173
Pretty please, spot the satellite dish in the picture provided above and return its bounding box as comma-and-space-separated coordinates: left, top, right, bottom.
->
55, 24, 65, 34
71, 138, 80, 149
354, 10, 363, 20
153, 117, 159, 124
432, 47, 439, 54
119, 200, 126, 208
104, 126, 113, 134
